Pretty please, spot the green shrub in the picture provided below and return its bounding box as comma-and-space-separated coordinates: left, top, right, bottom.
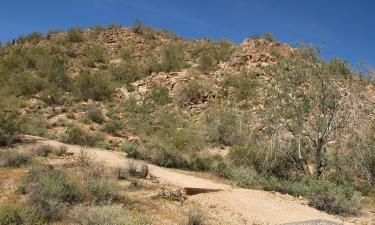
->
205, 107, 251, 146
0, 151, 31, 168
84, 105, 104, 124
72, 205, 149, 225
150, 86, 170, 105
85, 177, 119, 204
160, 43, 186, 72
190, 156, 214, 172
21, 166, 82, 222
67, 28, 84, 42
175, 80, 205, 106
9, 72, 46, 96
198, 53, 215, 72
82, 45, 106, 68
154, 150, 188, 169
84, 131, 105, 147
110, 61, 146, 86
36, 144, 53, 157
122, 143, 140, 159
0, 203, 22, 225
62, 125, 85, 145
307, 180, 360, 215
75, 71, 114, 101
101, 120, 124, 135
18, 32, 44, 44
132, 19, 145, 35
55, 145, 67, 156
222, 70, 258, 101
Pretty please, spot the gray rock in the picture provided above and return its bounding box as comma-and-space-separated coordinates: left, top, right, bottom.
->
281, 220, 343, 225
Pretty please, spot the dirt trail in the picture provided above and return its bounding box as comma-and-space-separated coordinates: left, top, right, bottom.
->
30, 136, 349, 225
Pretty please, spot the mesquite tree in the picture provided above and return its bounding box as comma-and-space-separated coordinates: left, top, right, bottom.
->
266, 47, 357, 177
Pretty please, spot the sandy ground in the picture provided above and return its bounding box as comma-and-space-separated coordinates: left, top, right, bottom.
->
25, 136, 358, 225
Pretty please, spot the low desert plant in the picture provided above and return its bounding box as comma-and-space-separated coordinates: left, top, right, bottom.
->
36, 144, 53, 157
0, 151, 31, 168
186, 207, 204, 225
101, 120, 124, 135
84, 105, 104, 124
122, 143, 141, 159
72, 205, 149, 225
138, 163, 149, 178
66, 28, 84, 42
0, 203, 22, 225
55, 145, 67, 156
75, 70, 114, 101
85, 177, 119, 204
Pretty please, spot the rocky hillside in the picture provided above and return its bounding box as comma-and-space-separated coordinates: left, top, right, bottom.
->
1, 23, 375, 218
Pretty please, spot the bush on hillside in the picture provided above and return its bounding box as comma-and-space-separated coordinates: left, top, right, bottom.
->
75, 71, 114, 101
82, 45, 106, 68
160, 43, 186, 72
66, 28, 84, 42
84, 105, 104, 124
150, 86, 170, 105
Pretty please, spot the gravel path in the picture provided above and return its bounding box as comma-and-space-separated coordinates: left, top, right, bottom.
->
28, 136, 349, 225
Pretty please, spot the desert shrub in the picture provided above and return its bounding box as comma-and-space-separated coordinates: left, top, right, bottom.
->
175, 80, 205, 106
62, 125, 85, 145
150, 86, 170, 105
132, 19, 145, 35
75, 71, 114, 101
119, 47, 134, 60
0, 203, 22, 225
110, 61, 146, 86
55, 145, 67, 156
198, 53, 215, 72
85, 177, 119, 204
84, 105, 104, 124
160, 43, 186, 72
122, 143, 140, 159
18, 32, 44, 44
84, 132, 105, 147
264, 32, 276, 42
154, 150, 188, 169
186, 207, 204, 225
190, 156, 214, 172
82, 45, 106, 68
222, 70, 258, 101
205, 107, 251, 146
18, 115, 47, 137
229, 143, 293, 178
101, 120, 124, 135
194, 40, 233, 72
307, 180, 360, 215
21, 166, 82, 222
0, 151, 31, 168
36, 144, 53, 157
9, 71, 46, 96
67, 28, 84, 42
138, 163, 149, 178
72, 205, 149, 225
38, 56, 71, 91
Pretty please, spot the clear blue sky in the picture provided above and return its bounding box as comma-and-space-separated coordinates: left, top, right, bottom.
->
1, 0, 374, 69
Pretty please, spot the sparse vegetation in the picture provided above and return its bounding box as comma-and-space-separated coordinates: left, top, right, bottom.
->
0, 23, 373, 221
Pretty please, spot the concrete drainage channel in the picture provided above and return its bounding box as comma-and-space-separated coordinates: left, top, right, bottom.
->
281, 220, 343, 225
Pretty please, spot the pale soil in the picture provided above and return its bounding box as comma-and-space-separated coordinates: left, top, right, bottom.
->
22, 136, 373, 225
